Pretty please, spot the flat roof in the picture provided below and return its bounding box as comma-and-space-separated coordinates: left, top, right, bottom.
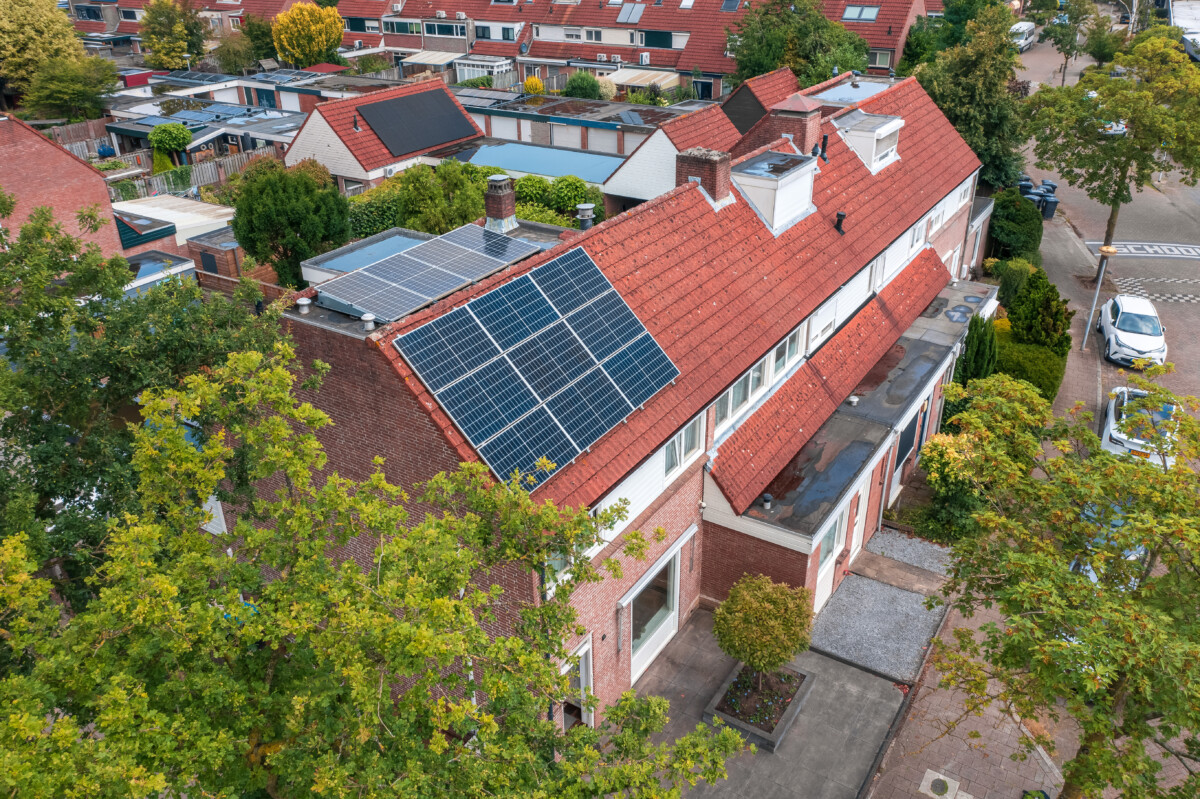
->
813, 76, 894, 106
187, 225, 240, 249
113, 196, 235, 227
436, 139, 625, 183
302, 227, 434, 274
732, 151, 816, 179
452, 90, 699, 129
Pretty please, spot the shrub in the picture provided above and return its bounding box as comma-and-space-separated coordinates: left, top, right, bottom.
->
148, 122, 193, 153
994, 257, 1034, 309
515, 202, 576, 228
712, 574, 813, 691
523, 76, 545, 95
989, 187, 1043, 260
113, 180, 139, 201
597, 77, 617, 100
289, 158, 333, 189
918, 436, 983, 543
457, 76, 494, 88
514, 175, 552, 206
981, 257, 1000, 277
152, 148, 175, 175
348, 178, 407, 238
549, 175, 591, 213
957, 314, 998, 385
995, 328, 1067, 401
1009, 269, 1074, 357
563, 70, 601, 99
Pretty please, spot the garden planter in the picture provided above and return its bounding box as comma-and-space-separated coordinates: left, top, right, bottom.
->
702, 661, 813, 752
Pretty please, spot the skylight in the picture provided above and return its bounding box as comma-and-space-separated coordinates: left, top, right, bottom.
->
842, 5, 880, 21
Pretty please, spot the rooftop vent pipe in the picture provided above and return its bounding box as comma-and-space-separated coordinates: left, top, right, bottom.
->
762, 493, 773, 510
835, 211, 846, 234
819, 133, 828, 163
362, 313, 376, 331
576, 203, 595, 230
847, 394, 859, 406
352, 114, 360, 132
296, 296, 311, 314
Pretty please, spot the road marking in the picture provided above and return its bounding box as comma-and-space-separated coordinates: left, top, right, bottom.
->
1112, 276, 1200, 303
1086, 241, 1200, 259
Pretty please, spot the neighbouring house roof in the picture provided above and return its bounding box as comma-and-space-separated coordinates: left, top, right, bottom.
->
741, 68, 802, 110
112, 196, 235, 245
303, 81, 482, 173
362, 76, 979, 511
822, 0, 925, 54
659, 103, 740, 152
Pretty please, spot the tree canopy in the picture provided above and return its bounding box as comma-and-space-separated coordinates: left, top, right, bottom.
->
1024, 31, 1200, 263
23, 56, 117, 120
242, 13, 279, 62
141, 0, 206, 70
915, 5, 1024, 188
563, 70, 601, 99
1039, 0, 1097, 86
728, 0, 867, 86
147, 122, 193, 152
272, 2, 344, 68
212, 31, 257, 74
0, 0, 84, 103
0, 342, 745, 798
232, 160, 350, 287
925, 370, 1200, 799
0, 193, 284, 608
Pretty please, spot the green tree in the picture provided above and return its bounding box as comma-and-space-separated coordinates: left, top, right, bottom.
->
242, 13, 279, 62
1040, 0, 1096, 86
563, 69, 601, 99
1025, 33, 1200, 275
1083, 17, 1124, 64
141, 0, 205, 70
897, 16, 946, 75
987, 187, 1044, 258
0, 0, 84, 106
728, 0, 867, 85
0, 344, 746, 798
0, 194, 283, 607
994, 256, 1035, 308
916, 5, 1024, 187
272, 2, 344, 68
1008, 269, 1074, 356
212, 31, 256, 74
23, 56, 117, 120
957, 315, 998, 385
233, 163, 349, 287
940, 0, 1003, 48
514, 174, 552, 206
924, 370, 1200, 799
148, 121, 192, 153
713, 574, 813, 691
392, 161, 485, 235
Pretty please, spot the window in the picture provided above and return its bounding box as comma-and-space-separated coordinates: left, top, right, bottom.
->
533, 25, 541, 36
476, 24, 491, 38
927, 202, 945, 233
875, 129, 899, 166
229, 15, 240, 28
630, 31, 637, 43
384, 20, 421, 34
909, 217, 927, 250
76, 5, 102, 20
773, 325, 804, 375
209, 17, 222, 29
120, 8, 138, 20
867, 49, 890, 68
365, 19, 380, 32
565, 27, 582, 40
343, 17, 350, 30
643, 30, 672, 48
425, 22, 467, 36
502, 26, 515, 40
586, 28, 602, 41
663, 415, 703, 477
714, 356, 768, 429
807, 298, 837, 353
842, 5, 880, 21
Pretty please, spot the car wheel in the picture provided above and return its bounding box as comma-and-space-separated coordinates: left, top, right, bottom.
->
1104, 338, 1113, 363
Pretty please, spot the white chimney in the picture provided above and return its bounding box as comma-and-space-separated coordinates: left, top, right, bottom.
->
730, 151, 820, 235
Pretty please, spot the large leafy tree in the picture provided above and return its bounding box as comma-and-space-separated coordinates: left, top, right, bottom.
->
394, 161, 486, 235
140, 0, 206, 69
728, 0, 867, 85
212, 31, 257, 74
23, 56, 117, 120
1040, 0, 1097, 86
272, 1, 344, 68
1025, 31, 1200, 274
0, 193, 284, 608
925, 371, 1200, 799
243, 13, 279, 62
0, 0, 83, 107
916, 5, 1024, 187
0, 344, 745, 798
233, 159, 350, 287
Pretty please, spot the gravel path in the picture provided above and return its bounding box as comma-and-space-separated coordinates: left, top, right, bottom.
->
810, 575, 945, 684
866, 528, 950, 576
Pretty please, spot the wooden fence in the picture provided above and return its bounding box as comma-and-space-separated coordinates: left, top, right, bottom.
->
63, 138, 111, 159
111, 146, 276, 200
50, 117, 114, 144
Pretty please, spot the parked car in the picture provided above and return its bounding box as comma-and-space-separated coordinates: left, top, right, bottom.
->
1085, 90, 1128, 135
1096, 294, 1167, 366
1011, 21, 1038, 52
1100, 386, 1177, 467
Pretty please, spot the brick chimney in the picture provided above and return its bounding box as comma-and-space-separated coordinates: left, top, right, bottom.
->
767, 93, 823, 154
675, 147, 731, 202
484, 174, 518, 233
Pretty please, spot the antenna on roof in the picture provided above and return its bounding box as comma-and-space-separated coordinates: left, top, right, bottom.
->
834, 211, 846, 235
352, 114, 360, 131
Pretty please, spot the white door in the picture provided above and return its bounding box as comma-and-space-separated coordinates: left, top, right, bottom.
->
629, 556, 678, 683
848, 476, 871, 560
812, 509, 847, 613
561, 638, 593, 729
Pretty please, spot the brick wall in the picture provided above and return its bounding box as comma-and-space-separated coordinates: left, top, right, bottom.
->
196, 269, 289, 302
732, 110, 822, 159
0, 117, 122, 256
188, 240, 241, 278
700, 521, 810, 607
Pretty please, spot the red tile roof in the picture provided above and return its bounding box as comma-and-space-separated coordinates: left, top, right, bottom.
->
305, 63, 351, 73
709, 247, 949, 513
741, 67, 801, 109
526, 41, 683, 69
306, 81, 482, 172
822, 0, 924, 54
660, 103, 740, 152
373, 76, 978, 510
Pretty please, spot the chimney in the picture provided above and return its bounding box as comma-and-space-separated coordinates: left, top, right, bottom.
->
484, 174, 518, 233
675, 147, 731, 202
576, 203, 595, 230
767, 92, 824, 153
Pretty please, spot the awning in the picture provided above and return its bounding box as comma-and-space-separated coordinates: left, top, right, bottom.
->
604, 67, 680, 90
402, 50, 461, 66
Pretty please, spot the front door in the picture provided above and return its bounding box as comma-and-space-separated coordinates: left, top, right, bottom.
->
812, 509, 847, 613
561, 639, 593, 729
848, 475, 871, 560
630, 557, 678, 683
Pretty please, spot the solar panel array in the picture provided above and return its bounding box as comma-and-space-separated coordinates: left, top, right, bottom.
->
396, 248, 678, 486
616, 2, 646, 22
317, 225, 540, 322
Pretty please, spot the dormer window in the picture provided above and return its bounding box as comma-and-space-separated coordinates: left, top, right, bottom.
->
842, 5, 879, 21
833, 110, 904, 174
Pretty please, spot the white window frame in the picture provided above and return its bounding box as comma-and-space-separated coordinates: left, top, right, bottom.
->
868, 49, 890, 68
909, 216, 928, 251
586, 28, 602, 41
365, 19, 380, 32
663, 415, 704, 479
565, 27, 582, 40
229, 15, 241, 28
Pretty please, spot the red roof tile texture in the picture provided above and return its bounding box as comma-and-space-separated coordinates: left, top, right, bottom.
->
709, 247, 949, 513
742, 67, 801, 109
660, 104, 741, 152
376, 77, 978, 511
822, 0, 925, 54
310, 81, 482, 172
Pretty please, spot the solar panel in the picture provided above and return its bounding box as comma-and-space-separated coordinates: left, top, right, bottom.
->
319, 270, 393, 306
357, 90, 478, 159
440, 224, 541, 266
362, 287, 427, 321
616, 4, 633, 22
398, 266, 468, 299
602, 332, 679, 407
627, 3, 645, 22
395, 247, 678, 485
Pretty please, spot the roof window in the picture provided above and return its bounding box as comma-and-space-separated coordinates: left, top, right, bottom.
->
833, 110, 903, 174
842, 5, 880, 21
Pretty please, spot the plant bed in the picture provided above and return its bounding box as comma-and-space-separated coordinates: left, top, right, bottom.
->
702, 662, 813, 752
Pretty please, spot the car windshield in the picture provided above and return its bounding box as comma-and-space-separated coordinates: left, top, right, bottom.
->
1116, 312, 1162, 336
1118, 399, 1175, 440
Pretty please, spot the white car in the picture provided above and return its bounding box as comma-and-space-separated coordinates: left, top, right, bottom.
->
1100, 386, 1176, 467
1096, 294, 1167, 367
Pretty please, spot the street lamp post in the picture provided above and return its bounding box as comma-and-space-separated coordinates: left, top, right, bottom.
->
1081, 244, 1118, 352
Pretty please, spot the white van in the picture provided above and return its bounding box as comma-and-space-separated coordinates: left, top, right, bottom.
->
1011, 21, 1037, 52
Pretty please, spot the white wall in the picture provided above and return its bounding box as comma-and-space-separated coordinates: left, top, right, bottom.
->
551, 123, 582, 149
279, 91, 302, 112
491, 115, 518, 140
589, 128, 619, 154
212, 87, 241, 103
602, 129, 675, 200
283, 111, 367, 180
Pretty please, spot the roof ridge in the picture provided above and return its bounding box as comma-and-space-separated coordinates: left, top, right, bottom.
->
313, 79, 443, 115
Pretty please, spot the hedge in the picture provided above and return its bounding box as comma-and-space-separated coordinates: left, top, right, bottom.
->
995, 328, 1067, 402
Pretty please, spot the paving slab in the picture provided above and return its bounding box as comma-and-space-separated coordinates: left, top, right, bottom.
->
850, 550, 946, 597
866, 528, 950, 576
